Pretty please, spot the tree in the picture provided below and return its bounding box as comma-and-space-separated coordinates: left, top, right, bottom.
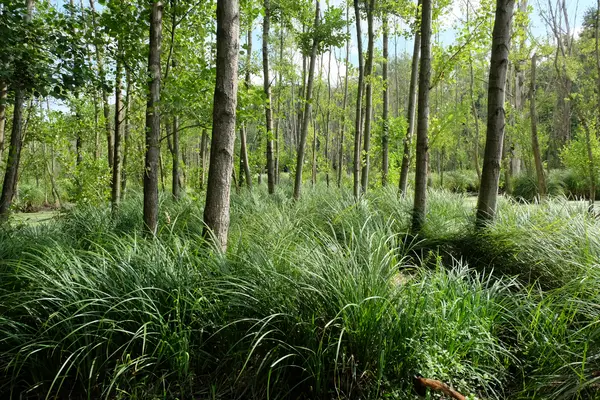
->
411, 0, 432, 232
360, 0, 375, 194
263, 0, 275, 194
352, 0, 364, 198
293, 0, 319, 200
203, 0, 240, 250
476, 0, 516, 226
381, 15, 389, 186
143, 0, 163, 234
0, 0, 35, 219
530, 53, 546, 199
399, 0, 421, 195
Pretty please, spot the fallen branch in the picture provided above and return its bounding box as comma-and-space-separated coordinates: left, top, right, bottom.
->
413, 374, 466, 400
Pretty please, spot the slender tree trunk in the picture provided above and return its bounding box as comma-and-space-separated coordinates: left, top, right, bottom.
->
476, 0, 515, 226
275, 27, 284, 185
293, 0, 320, 200
89, 0, 113, 169
0, 0, 34, 219
411, 0, 432, 232
263, 0, 275, 194
353, 0, 364, 198
239, 28, 252, 189
0, 90, 25, 219
0, 82, 7, 162
338, 4, 350, 188
360, 0, 375, 194
203, 0, 240, 251
200, 128, 208, 190
111, 56, 123, 210
121, 69, 131, 198
325, 48, 332, 187
530, 54, 546, 199
143, 0, 163, 234
399, 1, 421, 195
172, 116, 181, 199
381, 16, 389, 186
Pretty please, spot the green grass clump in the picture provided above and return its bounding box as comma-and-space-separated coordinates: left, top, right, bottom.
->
1, 184, 599, 399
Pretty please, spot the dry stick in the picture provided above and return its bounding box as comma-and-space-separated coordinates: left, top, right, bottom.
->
413, 375, 466, 400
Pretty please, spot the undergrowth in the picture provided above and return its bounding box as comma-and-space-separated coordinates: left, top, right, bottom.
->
0, 184, 599, 399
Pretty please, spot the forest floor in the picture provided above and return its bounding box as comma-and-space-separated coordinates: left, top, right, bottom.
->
1, 185, 599, 400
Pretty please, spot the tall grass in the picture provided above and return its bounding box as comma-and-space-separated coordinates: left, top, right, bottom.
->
1, 184, 599, 399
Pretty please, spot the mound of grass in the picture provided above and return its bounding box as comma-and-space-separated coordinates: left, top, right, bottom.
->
0, 185, 599, 399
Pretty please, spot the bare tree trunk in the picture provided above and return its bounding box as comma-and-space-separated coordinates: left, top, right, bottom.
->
89, 0, 113, 170
172, 116, 181, 199
381, 16, 389, 186
121, 69, 131, 199
0, 0, 34, 220
200, 128, 208, 190
143, 0, 163, 234
338, 4, 350, 188
353, 0, 364, 198
476, 0, 515, 226
263, 0, 275, 194
293, 0, 320, 200
411, 0, 431, 232
239, 28, 252, 189
325, 48, 332, 187
399, 0, 421, 195
530, 54, 546, 199
111, 56, 122, 210
0, 82, 6, 162
203, 0, 240, 251
360, 0, 375, 194
275, 27, 284, 184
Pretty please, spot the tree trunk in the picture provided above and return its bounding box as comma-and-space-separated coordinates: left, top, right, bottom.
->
476, 0, 515, 226
89, 0, 113, 170
111, 56, 122, 210
200, 128, 208, 190
143, 0, 163, 234
399, 0, 421, 195
411, 0, 432, 233
338, 4, 350, 188
360, 0, 375, 194
0, 0, 34, 220
172, 116, 181, 199
381, 16, 389, 186
293, 0, 320, 200
121, 69, 131, 199
0, 89, 25, 219
353, 0, 364, 198
239, 28, 252, 189
0, 82, 7, 162
325, 48, 332, 187
263, 0, 275, 194
203, 0, 240, 251
530, 54, 546, 199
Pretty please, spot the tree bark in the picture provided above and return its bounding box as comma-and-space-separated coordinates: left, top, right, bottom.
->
0, 0, 34, 219
293, 0, 320, 200
263, 0, 275, 194
89, 0, 113, 170
476, 0, 515, 226
111, 56, 123, 210
399, 0, 421, 196
239, 28, 252, 189
411, 0, 431, 232
200, 128, 208, 190
353, 0, 364, 198
172, 116, 181, 199
360, 0, 375, 194
203, 0, 240, 251
0, 82, 7, 162
337, 4, 350, 188
381, 16, 389, 186
530, 54, 546, 199
121, 69, 131, 199
143, 0, 163, 234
